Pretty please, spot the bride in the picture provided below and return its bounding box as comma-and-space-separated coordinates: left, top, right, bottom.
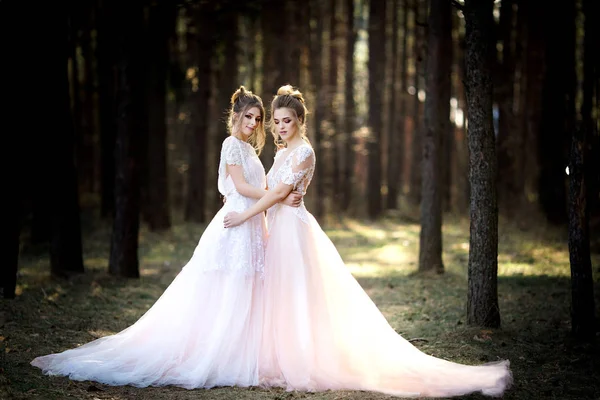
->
30, 86, 301, 389
224, 84, 513, 398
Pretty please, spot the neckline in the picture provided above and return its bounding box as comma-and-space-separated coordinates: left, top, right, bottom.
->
231, 135, 251, 146
269, 144, 309, 178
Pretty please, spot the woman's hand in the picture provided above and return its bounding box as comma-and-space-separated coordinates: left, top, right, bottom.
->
281, 190, 303, 207
224, 212, 246, 228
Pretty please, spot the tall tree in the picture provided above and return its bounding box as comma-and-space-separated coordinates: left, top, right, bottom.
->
260, 0, 286, 169
185, 2, 215, 223
97, 0, 117, 218
538, 1, 575, 224
395, 0, 409, 205
367, 0, 387, 219
464, 0, 500, 328
109, 0, 146, 278
214, 3, 239, 214
419, 0, 451, 273
308, 0, 326, 219
386, 0, 400, 210
408, 0, 423, 206
341, 0, 356, 212
495, 0, 518, 214
567, 0, 597, 341
329, 0, 341, 202
520, 1, 544, 209
145, 1, 173, 231
51, 9, 85, 278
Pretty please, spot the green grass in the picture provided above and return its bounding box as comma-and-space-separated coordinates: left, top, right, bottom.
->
1, 215, 599, 400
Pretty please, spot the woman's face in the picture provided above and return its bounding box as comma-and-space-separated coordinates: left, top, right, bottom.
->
273, 108, 298, 142
239, 106, 262, 138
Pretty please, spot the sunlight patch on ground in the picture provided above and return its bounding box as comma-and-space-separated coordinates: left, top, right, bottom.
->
140, 267, 161, 276
498, 261, 570, 277
343, 219, 388, 239
346, 263, 385, 276
373, 244, 415, 267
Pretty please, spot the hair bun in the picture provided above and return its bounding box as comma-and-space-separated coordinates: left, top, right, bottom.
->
276, 84, 305, 103
231, 85, 249, 105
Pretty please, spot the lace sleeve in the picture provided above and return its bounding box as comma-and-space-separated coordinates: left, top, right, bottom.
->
222, 136, 243, 166
281, 146, 315, 188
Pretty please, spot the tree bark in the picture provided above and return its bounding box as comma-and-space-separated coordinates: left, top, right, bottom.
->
329, 0, 341, 204
97, 0, 117, 218
408, 0, 423, 206
185, 3, 215, 223
538, 1, 575, 225
419, 0, 451, 273
567, 0, 597, 341
341, 0, 356, 212
464, 0, 500, 328
52, 55, 85, 278
308, 0, 326, 219
109, 0, 145, 278
386, 0, 400, 210
145, 1, 173, 231
396, 1, 409, 201
367, 0, 387, 219
260, 0, 287, 170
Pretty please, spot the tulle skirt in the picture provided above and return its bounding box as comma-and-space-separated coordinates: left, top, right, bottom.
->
31, 206, 265, 389
259, 206, 512, 398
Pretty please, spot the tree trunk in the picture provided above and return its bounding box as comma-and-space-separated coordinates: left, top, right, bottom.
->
521, 1, 544, 209
396, 1, 409, 200
309, 0, 326, 219
367, 0, 386, 219
51, 47, 85, 277
538, 1, 575, 225
260, 0, 286, 170
567, 0, 597, 341
214, 6, 239, 215
329, 0, 341, 204
419, 0, 450, 273
286, 0, 303, 88
464, 0, 500, 328
408, 0, 423, 206
341, 0, 356, 212
386, 0, 400, 210
145, 1, 173, 231
495, 0, 518, 215
109, 0, 145, 278
98, 0, 117, 218
184, 3, 215, 223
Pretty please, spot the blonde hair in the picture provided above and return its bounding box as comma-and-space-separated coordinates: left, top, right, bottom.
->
227, 86, 266, 154
269, 84, 312, 148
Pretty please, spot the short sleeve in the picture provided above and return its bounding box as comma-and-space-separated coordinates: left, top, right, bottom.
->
281, 146, 315, 188
222, 136, 242, 166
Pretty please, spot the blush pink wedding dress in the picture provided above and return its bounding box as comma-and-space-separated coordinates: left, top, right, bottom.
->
259, 143, 512, 398
31, 136, 267, 389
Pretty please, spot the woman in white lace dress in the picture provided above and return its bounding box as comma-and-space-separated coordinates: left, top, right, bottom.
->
224, 85, 512, 398
31, 86, 300, 389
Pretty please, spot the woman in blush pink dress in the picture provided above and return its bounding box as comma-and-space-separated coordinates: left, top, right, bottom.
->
224, 84, 512, 398
30, 86, 301, 390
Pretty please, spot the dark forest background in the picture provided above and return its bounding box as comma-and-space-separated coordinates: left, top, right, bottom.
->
1, 0, 599, 339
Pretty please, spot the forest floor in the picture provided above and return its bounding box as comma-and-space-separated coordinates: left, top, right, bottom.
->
2, 213, 600, 400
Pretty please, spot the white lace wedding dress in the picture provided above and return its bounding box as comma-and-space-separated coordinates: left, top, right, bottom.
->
31, 135, 267, 389
259, 143, 512, 397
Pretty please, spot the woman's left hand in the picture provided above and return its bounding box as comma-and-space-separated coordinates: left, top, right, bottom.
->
224, 212, 246, 228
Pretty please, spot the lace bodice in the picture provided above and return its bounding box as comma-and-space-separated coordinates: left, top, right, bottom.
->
266, 144, 315, 225
218, 136, 266, 197
203, 135, 266, 276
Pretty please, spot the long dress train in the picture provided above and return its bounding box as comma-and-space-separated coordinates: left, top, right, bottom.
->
259, 144, 512, 398
31, 136, 267, 389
